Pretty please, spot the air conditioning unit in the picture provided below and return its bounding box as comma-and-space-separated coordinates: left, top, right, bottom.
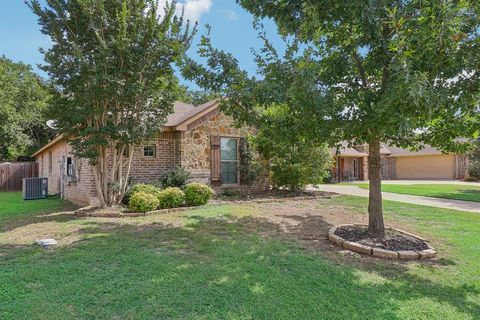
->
23, 177, 48, 200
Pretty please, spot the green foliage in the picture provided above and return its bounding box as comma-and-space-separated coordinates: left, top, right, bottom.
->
467, 161, 480, 180
184, 183, 215, 206
157, 187, 185, 209
0, 56, 53, 161
29, 0, 196, 206
466, 140, 480, 180
178, 85, 216, 105
251, 104, 332, 190
159, 166, 192, 189
124, 183, 161, 204
238, 137, 267, 186
128, 191, 160, 213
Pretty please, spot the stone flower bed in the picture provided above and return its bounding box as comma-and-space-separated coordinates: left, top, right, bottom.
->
328, 224, 437, 261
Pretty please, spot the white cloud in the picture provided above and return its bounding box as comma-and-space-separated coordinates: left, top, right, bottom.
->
226, 10, 238, 21
158, 0, 212, 22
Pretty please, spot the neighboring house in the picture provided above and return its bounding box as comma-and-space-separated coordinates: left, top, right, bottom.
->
33, 100, 268, 206
332, 142, 467, 181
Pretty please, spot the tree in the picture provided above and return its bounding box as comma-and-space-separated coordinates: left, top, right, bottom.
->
0, 56, 53, 161
30, 0, 195, 207
183, 1, 480, 237
251, 104, 332, 191
178, 85, 216, 105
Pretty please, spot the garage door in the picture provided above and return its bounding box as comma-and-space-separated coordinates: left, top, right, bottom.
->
395, 155, 455, 179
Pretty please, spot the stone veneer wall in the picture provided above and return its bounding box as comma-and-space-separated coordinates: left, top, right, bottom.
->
180, 112, 269, 193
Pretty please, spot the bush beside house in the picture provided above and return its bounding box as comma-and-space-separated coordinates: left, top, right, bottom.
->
158, 187, 185, 209
184, 183, 215, 206
129, 192, 160, 213
126, 180, 214, 213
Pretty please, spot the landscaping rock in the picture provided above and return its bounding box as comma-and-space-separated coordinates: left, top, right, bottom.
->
398, 250, 419, 260
36, 239, 58, 247
328, 232, 344, 246
418, 249, 437, 260
372, 248, 398, 259
343, 241, 372, 255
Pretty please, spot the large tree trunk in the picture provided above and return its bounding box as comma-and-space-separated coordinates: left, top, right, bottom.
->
368, 138, 385, 238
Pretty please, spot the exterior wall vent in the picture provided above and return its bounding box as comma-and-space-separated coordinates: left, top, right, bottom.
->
23, 177, 48, 200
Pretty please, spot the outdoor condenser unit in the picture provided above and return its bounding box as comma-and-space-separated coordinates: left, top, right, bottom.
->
23, 177, 48, 200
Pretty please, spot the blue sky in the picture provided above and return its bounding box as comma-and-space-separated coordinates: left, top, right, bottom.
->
0, 0, 283, 89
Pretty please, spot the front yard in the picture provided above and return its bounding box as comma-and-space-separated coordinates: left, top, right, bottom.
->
354, 183, 480, 202
0, 194, 479, 319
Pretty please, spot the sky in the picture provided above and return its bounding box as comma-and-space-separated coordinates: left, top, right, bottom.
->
0, 0, 284, 89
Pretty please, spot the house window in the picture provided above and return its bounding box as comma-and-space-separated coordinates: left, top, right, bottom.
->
66, 157, 74, 177
143, 145, 156, 157
220, 137, 238, 184
48, 151, 53, 174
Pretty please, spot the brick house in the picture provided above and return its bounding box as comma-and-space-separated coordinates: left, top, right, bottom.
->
332, 142, 467, 181
33, 101, 268, 206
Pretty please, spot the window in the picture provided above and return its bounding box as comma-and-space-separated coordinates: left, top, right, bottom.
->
66, 157, 74, 177
220, 138, 238, 184
48, 151, 53, 174
143, 145, 156, 157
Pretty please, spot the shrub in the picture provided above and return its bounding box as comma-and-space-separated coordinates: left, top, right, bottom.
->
160, 166, 191, 189
184, 183, 215, 206
157, 187, 185, 209
129, 192, 160, 213
123, 183, 161, 205
467, 160, 480, 180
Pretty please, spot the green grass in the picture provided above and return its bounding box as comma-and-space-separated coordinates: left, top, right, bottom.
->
0, 194, 479, 319
354, 183, 480, 202
0, 192, 75, 225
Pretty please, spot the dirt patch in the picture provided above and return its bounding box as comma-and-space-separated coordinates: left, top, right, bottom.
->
215, 189, 336, 201
335, 225, 429, 251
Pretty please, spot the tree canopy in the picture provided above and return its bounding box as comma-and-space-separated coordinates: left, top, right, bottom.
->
183, 0, 480, 237
0, 56, 52, 162
30, 0, 195, 206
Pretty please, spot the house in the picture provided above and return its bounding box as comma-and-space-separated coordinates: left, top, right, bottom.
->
33, 100, 269, 206
332, 142, 467, 181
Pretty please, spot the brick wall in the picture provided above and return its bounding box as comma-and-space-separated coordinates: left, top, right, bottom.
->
36, 140, 97, 206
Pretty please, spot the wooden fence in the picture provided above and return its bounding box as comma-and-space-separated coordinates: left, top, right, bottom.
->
0, 162, 39, 192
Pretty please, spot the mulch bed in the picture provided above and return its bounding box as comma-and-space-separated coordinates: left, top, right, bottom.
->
334, 225, 429, 251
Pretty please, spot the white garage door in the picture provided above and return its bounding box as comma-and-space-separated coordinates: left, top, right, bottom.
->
395, 155, 455, 179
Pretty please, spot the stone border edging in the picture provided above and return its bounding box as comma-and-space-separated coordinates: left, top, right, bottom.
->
75, 194, 337, 218
328, 224, 437, 261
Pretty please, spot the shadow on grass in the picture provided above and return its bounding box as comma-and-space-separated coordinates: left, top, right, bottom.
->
0, 213, 478, 319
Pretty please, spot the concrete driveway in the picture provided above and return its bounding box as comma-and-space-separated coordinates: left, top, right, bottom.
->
311, 184, 480, 213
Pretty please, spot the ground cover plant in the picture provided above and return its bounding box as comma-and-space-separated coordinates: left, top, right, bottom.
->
0, 193, 479, 319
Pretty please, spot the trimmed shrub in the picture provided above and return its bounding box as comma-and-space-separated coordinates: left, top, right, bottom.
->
184, 183, 215, 206
129, 192, 160, 213
158, 187, 185, 209
159, 166, 192, 189
124, 183, 161, 204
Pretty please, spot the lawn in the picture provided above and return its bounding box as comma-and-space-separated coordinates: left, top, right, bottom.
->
354, 183, 480, 202
0, 194, 479, 319
0, 192, 76, 225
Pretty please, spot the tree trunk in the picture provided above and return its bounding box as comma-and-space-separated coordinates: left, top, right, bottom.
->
368, 138, 385, 238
